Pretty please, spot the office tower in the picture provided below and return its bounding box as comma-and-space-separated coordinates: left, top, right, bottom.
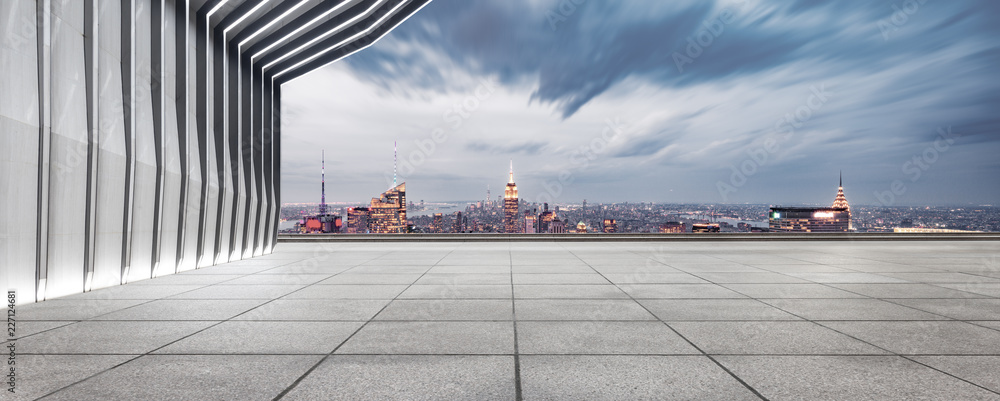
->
504, 161, 520, 233
769, 174, 851, 232
550, 218, 566, 233
576, 221, 588, 233
538, 203, 555, 233
432, 213, 444, 233
524, 212, 537, 234
347, 207, 371, 234
454, 211, 464, 233
370, 183, 407, 233
603, 219, 617, 233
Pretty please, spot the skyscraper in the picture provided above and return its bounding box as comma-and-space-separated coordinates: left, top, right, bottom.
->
369, 183, 407, 233
769, 174, 851, 232
319, 150, 328, 215
504, 160, 519, 233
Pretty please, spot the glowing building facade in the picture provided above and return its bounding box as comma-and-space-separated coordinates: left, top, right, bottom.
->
504, 161, 519, 233
769, 175, 851, 232
370, 183, 407, 234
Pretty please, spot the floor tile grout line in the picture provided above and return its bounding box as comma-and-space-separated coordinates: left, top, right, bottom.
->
755, 294, 1000, 396
270, 244, 461, 401
509, 243, 524, 401
570, 243, 771, 401
31, 256, 364, 400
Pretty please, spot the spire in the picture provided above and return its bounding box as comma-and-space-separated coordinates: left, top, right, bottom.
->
319, 150, 327, 215
393, 140, 397, 188
832, 171, 850, 212
508, 159, 514, 184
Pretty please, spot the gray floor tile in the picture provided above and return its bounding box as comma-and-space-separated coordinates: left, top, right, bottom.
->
282, 355, 515, 401
155, 321, 364, 354
53, 285, 206, 300
374, 299, 513, 320
822, 321, 1000, 355
641, 299, 800, 321
426, 265, 511, 274
692, 272, 810, 284
763, 299, 947, 320
10, 320, 74, 338
600, 272, 708, 284
786, 272, 907, 284
717, 355, 1000, 401
913, 356, 1000, 393
318, 274, 422, 285
829, 283, 988, 298
234, 299, 390, 321
517, 321, 699, 354
5, 354, 136, 401
128, 274, 242, 285
92, 299, 268, 320
934, 283, 1000, 297
722, 283, 867, 298
891, 298, 1000, 320
670, 321, 887, 355
512, 274, 609, 284
397, 284, 512, 299
515, 299, 656, 321
414, 273, 511, 285
218, 274, 330, 285
520, 356, 759, 400
618, 284, 747, 299
336, 321, 514, 354
514, 284, 628, 299
19, 321, 214, 354
166, 284, 305, 300
17, 299, 149, 320
43, 355, 322, 401
281, 284, 409, 299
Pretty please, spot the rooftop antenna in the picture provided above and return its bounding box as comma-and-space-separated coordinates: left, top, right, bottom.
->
509, 159, 514, 183
319, 150, 327, 215
393, 140, 397, 188
839, 170, 843, 187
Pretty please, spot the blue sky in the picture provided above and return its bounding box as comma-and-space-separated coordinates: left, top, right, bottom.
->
281, 0, 1000, 206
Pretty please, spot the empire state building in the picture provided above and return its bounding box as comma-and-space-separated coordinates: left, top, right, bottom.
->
504, 161, 520, 233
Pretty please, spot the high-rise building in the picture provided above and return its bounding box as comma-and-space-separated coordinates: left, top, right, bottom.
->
453, 211, 465, 233
319, 150, 328, 215
538, 203, 555, 232
346, 207, 370, 233
524, 212, 537, 234
370, 183, 407, 233
504, 161, 519, 233
603, 219, 617, 233
550, 218, 566, 233
769, 174, 851, 232
432, 213, 444, 233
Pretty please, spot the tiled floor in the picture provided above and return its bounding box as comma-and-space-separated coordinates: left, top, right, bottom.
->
10, 240, 1000, 400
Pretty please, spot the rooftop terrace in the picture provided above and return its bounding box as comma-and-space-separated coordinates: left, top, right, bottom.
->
9, 239, 1000, 400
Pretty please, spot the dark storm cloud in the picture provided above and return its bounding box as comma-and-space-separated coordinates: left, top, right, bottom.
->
348, 0, 1000, 120
283, 0, 1000, 205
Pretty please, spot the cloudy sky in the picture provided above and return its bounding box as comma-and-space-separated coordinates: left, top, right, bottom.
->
281, 0, 1000, 206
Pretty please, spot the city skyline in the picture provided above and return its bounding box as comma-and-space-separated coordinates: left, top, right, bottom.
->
282, 0, 1000, 206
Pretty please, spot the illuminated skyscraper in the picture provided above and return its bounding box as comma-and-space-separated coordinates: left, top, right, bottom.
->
769, 174, 851, 232
524, 212, 537, 234
603, 219, 618, 233
504, 161, 519, 233
832, 171, 850, 212
319, 150, 328, 215
370, 183, 407, 233
346, 207, 371, 234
